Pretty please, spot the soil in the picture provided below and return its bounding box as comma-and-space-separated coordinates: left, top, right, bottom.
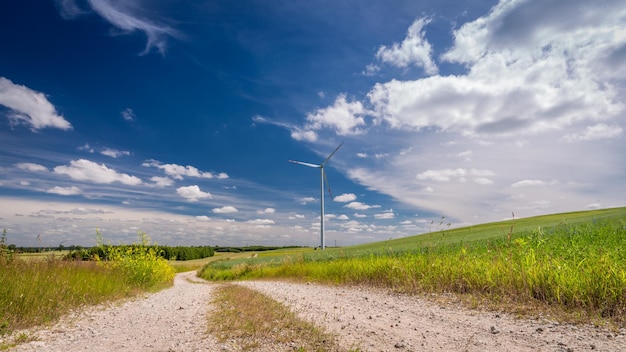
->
5, 272, 625, 351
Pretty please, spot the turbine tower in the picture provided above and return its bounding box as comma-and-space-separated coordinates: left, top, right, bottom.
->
289, 142, 343, 250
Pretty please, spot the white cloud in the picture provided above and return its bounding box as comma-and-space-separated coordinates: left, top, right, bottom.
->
257, 207, 276, 214
376, 17, 438, 75
362, 64, 380, 76
121, 108, 135, 121
54, 159, 142, 185
304, 94, 368, 136
364, 1, 626, 137
417, 168, 467, 182
58, 0, 180, 55
143, 160, 227, 180
212, 205, 238, 214
561, 123, 624, 142
16, 163, 48, 172
46, 186, 81, 195
150, 176, 174, 187
417, 168, 495, 184
511, 179, 546, 188
374, 210, 395, 220
296, 197, 316, 205
344, 201, 380, 210
176, 185, 211, 202
101, 148, 131, 158
78, 143, 95, 153
0, 77, 72, 131
333, 193, 357, 203
247, 219, 275, 225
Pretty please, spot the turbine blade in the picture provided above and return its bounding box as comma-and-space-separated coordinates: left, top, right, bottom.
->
289, 160, 321, 168
323, 169, 333, 199
322, 141, 344, 166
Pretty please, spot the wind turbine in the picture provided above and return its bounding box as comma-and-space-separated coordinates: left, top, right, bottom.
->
289, 142, 344, 250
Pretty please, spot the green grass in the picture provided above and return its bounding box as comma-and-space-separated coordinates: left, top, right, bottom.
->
200, 207, 626, 326
0, 233, 175, 338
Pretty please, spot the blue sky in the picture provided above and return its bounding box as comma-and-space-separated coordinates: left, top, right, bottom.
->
1, 0, 625, 248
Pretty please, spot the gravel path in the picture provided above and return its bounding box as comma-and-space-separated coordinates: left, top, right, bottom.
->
9, 271, 223, 352
239, 281, 626, 352
6, 273, 626, 351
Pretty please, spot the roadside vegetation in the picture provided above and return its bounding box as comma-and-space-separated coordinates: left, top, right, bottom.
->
200, 207, 626, 327
0, 230, 175, 339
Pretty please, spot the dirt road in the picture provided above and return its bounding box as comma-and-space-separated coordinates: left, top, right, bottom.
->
6, 272, 625, 351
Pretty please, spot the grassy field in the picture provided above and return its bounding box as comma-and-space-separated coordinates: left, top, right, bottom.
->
0, 241, 175, 342
200, 207, 626, 326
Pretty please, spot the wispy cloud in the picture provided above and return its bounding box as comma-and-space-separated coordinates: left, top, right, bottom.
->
121, 108, 135, 121
101, 148, 131, 158
561, 123, 623, 142
57, 0, 181, 55
0, 77, 72, 131
16, 163, 48, 172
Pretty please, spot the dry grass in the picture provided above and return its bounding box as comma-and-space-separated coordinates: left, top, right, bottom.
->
208, 284, 348, 351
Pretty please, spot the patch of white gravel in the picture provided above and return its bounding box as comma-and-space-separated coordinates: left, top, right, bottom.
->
238, 281, 626, 352
7, 271, 224, 352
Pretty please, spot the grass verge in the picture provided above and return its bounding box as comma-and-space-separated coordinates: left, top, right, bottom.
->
1, 231, 175, 343
208, 284, 348, 351
200, 209, 626, 327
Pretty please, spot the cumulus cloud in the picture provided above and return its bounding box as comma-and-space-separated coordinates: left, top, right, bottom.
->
46, 186, 81, 195
295, 1, 626, 139
54, 159, 142, 185
257, 208, 276, 214
150, 176, 174, 187
212, 205, 238, 214
304, 94, 368, 136
376, 17, 438, 75
176, 185, 211, 202
57, 0, 181, 55
143, 160, 228, 180
0, 77, 72, 131
333, 193, 357, 202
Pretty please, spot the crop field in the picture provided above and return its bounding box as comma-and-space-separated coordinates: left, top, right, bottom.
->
200, 207, 626, 326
